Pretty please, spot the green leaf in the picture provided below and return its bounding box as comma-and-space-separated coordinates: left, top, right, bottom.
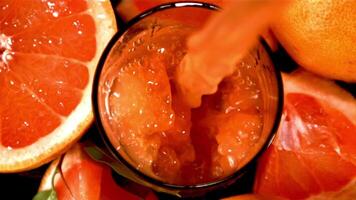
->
83, 142, 181, 197
32, 189, 57, 200
32, 158, 60, 200
85, 145, 103, 160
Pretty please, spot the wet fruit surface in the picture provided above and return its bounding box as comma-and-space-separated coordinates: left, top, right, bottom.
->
254, 72, 356, 199
51, 144, 149, 200
0, 0, 94, 148
0, 0, 116, 173
99, 19, 267, 185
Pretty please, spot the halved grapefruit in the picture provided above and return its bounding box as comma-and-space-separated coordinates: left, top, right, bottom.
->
254, 70, 356, 199
38, 144, 157, 200
0, 0, 116, 172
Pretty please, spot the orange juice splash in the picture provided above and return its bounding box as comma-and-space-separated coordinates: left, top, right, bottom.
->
176, 0, 291, 107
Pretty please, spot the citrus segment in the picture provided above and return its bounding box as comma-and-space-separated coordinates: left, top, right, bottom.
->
54, 144, 102, 200
11, 14, 96, 61
5, 54, 87, 117
1, 0, 88, 36
224, 182, 356, 200
0, 0, 116, 172
254, 71, 356, 199
0, 71, 62, 148
39, 144, 156, 200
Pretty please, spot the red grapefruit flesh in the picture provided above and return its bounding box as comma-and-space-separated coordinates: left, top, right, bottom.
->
0, 0, 117, 172
254, 70, 356, 199
39, 144, 157, 200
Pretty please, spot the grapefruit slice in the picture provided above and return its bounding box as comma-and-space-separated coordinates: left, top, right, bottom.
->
0, 0, 116, 172
254, 70, 356, 199
38, 144, 157, 200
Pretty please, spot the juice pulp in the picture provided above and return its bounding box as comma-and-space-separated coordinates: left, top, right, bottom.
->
100, 20, 264, 185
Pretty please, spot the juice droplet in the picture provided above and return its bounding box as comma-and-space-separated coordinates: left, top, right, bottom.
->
0, 34, 13, 72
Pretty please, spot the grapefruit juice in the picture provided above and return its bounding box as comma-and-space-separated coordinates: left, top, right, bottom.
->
98, 19, 268, 185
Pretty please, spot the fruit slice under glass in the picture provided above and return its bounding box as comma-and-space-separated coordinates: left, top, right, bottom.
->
0, 0, 116, 172
38, 144, 157, 200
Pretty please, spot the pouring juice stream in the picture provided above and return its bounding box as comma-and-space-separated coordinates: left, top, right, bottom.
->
176, 0, 291, 107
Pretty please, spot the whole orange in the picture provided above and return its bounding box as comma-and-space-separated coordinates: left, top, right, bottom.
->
272, 0, 356, 82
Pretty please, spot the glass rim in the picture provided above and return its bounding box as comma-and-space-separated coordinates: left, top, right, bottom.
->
92, 1, 284, 191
